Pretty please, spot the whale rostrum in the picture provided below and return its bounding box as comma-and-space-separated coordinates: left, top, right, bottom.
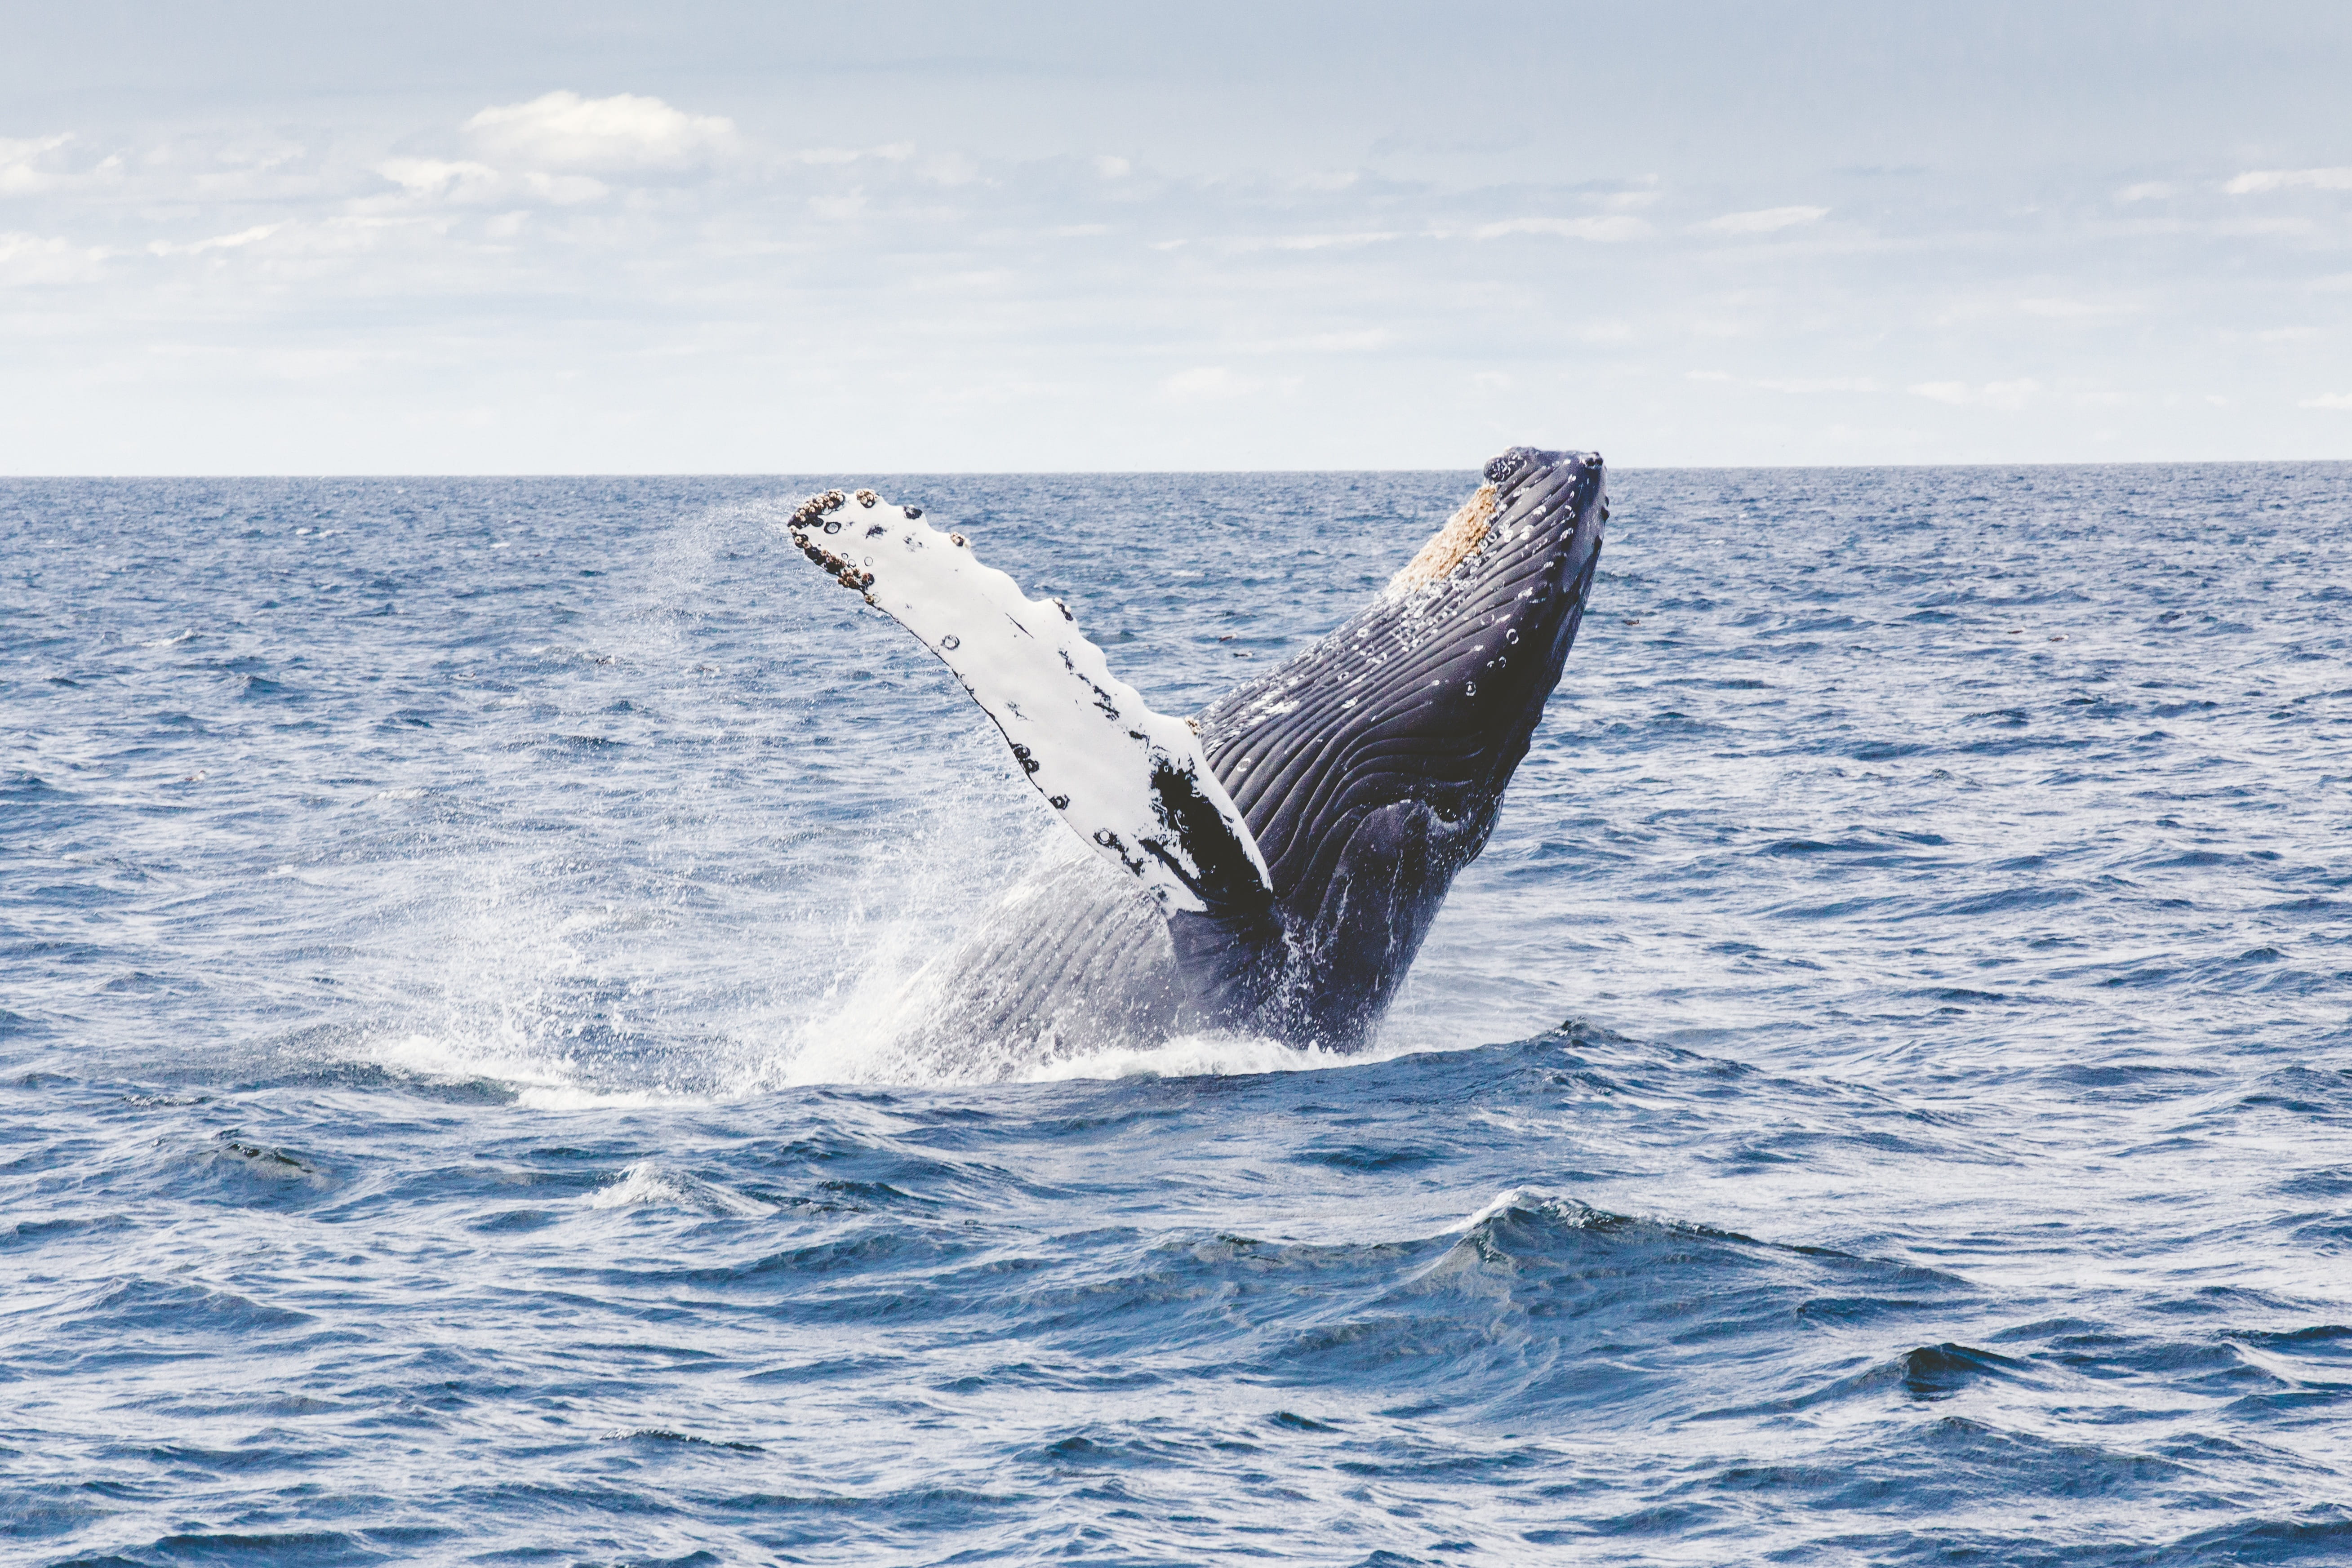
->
787, 448, 1608, 1068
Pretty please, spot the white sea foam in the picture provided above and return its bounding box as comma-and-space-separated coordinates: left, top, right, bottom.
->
585, 1159, 771, 1216
1018, 1028, 1444, 1084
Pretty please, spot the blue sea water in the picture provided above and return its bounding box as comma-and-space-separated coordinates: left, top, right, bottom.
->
3, 464, 2350, 1566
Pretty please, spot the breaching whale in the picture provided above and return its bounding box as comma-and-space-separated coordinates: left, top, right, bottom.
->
787, 447, 1606, 1070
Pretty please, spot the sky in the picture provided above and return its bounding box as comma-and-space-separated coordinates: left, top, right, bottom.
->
2, 0, 2349, 473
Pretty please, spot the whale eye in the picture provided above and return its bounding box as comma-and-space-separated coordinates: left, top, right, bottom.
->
1465, 680, 1478, 695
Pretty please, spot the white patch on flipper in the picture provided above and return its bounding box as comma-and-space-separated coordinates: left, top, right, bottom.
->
788, 490, 1272, 916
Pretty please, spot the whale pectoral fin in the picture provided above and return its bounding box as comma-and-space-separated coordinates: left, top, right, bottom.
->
787, 489, 1275, 919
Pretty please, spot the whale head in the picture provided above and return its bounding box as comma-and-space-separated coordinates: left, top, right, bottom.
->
1190, 447, 1607, 1045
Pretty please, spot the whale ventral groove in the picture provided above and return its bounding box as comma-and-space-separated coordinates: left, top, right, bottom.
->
788, 445, 1608, 1072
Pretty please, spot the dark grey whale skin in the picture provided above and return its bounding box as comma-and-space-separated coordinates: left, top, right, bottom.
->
907, 448, 1608, 1060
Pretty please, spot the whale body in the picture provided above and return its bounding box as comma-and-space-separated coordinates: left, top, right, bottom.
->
787, 447, 1607, 1071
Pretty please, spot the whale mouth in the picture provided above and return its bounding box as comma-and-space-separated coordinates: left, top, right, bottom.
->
1386, 443, 1603, 586
1388, 483, 1503, 593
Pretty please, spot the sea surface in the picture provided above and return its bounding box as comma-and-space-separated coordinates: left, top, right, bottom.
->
4, 465, 2350, 1566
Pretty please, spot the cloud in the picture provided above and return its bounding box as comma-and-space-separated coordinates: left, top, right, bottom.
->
147, 224, 279, 257
2224, 167, 2352, 195
2116, 182, 2173, 203
374, 156, 606, 206
1094, 155, 1130, 178
377, 157, 502, 198
0, 230, 105, 284
0, 133, 76, 195
1163, 366, 1258, 400
1696, 205, 1828, 235
1910, 378, 2041, 410
463, 90, 736, 173
1470, 216, 1650, 242
2301, 392, 2352, 411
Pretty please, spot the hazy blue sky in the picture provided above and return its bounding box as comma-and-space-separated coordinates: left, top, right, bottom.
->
4, 1, 2348, 471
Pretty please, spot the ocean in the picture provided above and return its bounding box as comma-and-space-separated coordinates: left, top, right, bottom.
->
4, 464, 2349, 1565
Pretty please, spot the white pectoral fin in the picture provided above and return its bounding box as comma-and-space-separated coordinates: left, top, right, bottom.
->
788, 489, 1274, 919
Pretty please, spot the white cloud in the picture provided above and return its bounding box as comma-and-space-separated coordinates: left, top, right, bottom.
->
0, 133, 76, 195
1910, 378, 2042, 410
373, 156, 607, 207
1697, 205, 1829, 235
2116, 182, 2173, 203
1163, 366, 1258, 400
522, 173, 610, 205
377, 157, 502, 199
463, 90, 736, 173
1094, 155, 1131, 178
920, 150, 982, 185
2224, 167, 2352, 195
0, 230, 105, 284
1470, 216, 1650, 242
147, 224, 279, 257
2301, 392, 2352, 410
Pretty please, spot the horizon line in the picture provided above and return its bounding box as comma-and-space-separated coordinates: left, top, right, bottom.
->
6, 456, 2350, 482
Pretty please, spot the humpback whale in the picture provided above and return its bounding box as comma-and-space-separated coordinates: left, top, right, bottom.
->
787, 447, 1607, 1069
